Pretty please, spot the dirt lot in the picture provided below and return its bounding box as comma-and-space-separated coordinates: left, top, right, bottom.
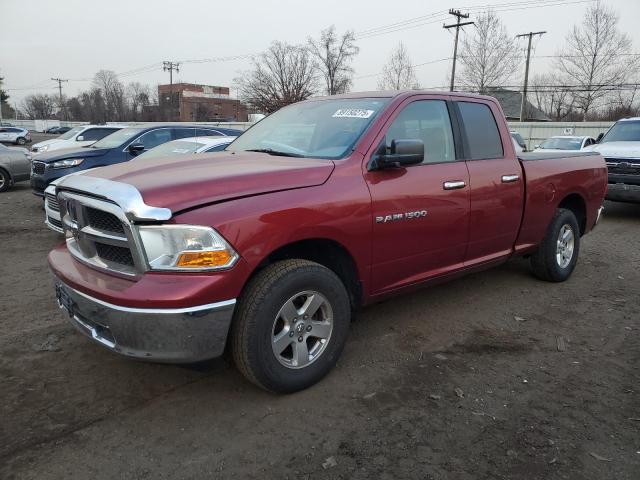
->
0, 183, 638, 479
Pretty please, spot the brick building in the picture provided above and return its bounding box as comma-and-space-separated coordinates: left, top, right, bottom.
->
157, 83, 248, 122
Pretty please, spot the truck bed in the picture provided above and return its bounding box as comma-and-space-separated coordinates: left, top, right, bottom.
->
514, 151, 607, 253
518, 151, 602, 161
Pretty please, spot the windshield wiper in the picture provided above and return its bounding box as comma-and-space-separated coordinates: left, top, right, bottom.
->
245, 148, 305, 158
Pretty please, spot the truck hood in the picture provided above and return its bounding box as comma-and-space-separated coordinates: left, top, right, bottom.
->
583, 141, 640, 159
84, 151, 336, 213
36, 146, 108, 162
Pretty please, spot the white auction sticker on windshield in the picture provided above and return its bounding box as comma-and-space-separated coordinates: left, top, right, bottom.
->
332, 108, 375, 119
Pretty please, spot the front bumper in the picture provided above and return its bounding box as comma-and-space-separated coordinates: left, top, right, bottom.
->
606, 183, 640, 203
53, 276, 236, 363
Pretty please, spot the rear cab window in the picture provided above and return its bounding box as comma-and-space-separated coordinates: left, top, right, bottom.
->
457, 101, 504, 159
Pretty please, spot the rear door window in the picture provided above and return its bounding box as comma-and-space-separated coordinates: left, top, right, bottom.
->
136, 129, 173, 150
457, 102, 504, 159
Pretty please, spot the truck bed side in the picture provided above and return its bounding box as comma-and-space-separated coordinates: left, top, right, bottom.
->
515, 151, 607, 253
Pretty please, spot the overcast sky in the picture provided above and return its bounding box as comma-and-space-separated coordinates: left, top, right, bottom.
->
2, 0, 639, 106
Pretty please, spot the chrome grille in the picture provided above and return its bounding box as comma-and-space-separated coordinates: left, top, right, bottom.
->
32, 161, 46, 175
95, 243, 134, 266
45, 192, 60, 212
86, 207, 125, 234
58, 191, 145, 276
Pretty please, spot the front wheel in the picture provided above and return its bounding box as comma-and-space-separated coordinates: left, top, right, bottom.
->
16, 137, 26, 145
0, 169, 10, 192
231, 259, 351, 393
530, 208, 580, 282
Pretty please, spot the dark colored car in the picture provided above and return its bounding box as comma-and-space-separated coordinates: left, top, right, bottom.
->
55, 126, 72, 134
45, 126, 62, 134
30, 124, 241, 196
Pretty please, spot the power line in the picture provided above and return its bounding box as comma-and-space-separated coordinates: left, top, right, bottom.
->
444, 9, 474, 92
516, 31, 546, 121
163, 61, 180, 121
51, 77, 69, 120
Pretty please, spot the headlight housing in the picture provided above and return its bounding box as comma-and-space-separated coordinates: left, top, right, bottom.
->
37, 145, 49, 153
51, 158, 84, 169
137, 225, 238, 271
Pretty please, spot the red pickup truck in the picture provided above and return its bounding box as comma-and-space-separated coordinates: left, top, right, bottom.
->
49, 91, 606, 392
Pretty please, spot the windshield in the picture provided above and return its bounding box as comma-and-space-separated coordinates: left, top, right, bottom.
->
539, 137, 583, 150
600, 120, 640, 143
227, 98, 389, 159
136, 140, 205, 160
91, 127, 145, 149
59, 127, 83, 140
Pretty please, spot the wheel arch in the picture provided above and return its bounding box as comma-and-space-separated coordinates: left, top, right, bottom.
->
0, 165, 13, 185
557, 193, 587, 235
249, 238, 363, 312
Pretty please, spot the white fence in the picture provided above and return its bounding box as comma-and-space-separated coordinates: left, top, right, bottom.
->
6, 120, 255, 132
507, 121, 614, 148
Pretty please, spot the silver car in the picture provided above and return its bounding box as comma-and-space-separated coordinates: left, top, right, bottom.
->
0, 143, 31, 192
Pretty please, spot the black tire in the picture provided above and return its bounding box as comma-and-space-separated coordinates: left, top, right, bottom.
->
16, 137, 26, 145
530, 208, 580, 282
0, 169, 10, 192
231, 259, 351, 393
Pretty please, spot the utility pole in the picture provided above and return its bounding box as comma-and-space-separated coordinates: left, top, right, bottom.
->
516, 31, 546, 121
163, 61, 180, 121
444, 9, 474, 92
51, 77, 69, 120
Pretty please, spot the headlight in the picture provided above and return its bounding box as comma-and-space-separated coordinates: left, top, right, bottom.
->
51, 158, 84, 169
37, 145, 49, 152
137, 225, 238, 271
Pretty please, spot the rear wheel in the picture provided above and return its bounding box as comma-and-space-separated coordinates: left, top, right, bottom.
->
16, 137, 26, 145
0, 169, 10, 192
231, 259, 351, 393
530, 208, 580, 282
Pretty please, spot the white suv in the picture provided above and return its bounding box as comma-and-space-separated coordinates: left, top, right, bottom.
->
31, 125, 125, 154
0, 127, 31, 145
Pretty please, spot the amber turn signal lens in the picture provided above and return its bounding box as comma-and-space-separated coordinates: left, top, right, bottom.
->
176, 250, 233, 268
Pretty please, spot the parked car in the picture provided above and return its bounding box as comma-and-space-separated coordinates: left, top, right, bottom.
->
0, 122, 15, 127
30, 125, 241, 196
534, 135, 596, 152
510, 131, 527, 151
0, 127, 31, 145
56, 126, 72, 134
583, 117, 640, 203
0, 143, 31, 192
32, 125, 126, 154
135, 135, 236, 160
43, 136, 238, 233
47, 91, 606, 392
45, 126, 62, 134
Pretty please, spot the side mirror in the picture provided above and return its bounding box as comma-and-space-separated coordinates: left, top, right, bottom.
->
534, 144, 540, 149
128, 143, 145, 154
595, 132, 604, 143
76, 135, 84, 141
370, 139, 424, 171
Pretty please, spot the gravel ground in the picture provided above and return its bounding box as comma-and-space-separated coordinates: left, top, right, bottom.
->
0, 184, 638, 479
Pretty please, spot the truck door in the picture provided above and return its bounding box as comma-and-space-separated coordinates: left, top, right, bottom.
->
454, 100, 524, 265
364, 97, 470, 293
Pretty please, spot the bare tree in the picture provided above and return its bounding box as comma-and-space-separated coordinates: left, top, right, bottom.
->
236, 41, 317, 113
21, 94, 56, 119
127, 82, 151, 120
554, 3, 639, 120
377, 42, 420, 90
308, 26, 359, 95
457, 11, 519, 93
530, 73, 576, 121
93, 70, 127, 121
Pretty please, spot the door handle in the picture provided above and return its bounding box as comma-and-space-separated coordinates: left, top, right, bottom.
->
501, 174, 520, 183
443, 180, 466, 190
